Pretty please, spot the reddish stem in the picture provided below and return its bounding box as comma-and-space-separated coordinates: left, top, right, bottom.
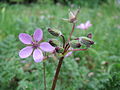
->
71, 49, 87, 51
51, 56, 64, 90
68, 23, 75, 42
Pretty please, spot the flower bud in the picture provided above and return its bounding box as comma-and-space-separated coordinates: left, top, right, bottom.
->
87, 33, 92, 38
55, 47, 64, 53
48, 28, 62, 37
70, 40, 81, 48
49, 39, 60, 47
79, 37, 94, 47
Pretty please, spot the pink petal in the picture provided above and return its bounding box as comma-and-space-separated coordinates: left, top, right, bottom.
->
65, 51, 72, 57
33, 49, 43, 62
65, 48, 73, 57
19, 46, 33, 58
19, 33, 32, 44
33, 29, 43, 42
85, 21, 92, 27
76, 24, 86, 30
40, 42, 55, 52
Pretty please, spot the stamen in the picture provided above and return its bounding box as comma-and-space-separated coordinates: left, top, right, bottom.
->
32, 41, 39, 49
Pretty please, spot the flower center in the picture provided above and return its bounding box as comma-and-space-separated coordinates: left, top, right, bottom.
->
32, 41, 39, 49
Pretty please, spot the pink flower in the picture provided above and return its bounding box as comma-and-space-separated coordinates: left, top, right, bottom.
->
65, 51, 72, 57
65, 48, 73, 57
19, 29, 55, 63
76, 20, 92, 30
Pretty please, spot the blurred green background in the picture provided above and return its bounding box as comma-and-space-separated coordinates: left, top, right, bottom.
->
0, 0, 120, 90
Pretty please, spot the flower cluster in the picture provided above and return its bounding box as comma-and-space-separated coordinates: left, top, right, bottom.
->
18, 9, 94, 63
47, 10, 94, 58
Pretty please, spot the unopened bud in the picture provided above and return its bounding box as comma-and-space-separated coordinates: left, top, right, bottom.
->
55, 47, 64, 53
48, 28, 62, 37
79, 37, 94, 47
49, 39, 60, 47
87, 33, 92, 38
70, 40, 81, 48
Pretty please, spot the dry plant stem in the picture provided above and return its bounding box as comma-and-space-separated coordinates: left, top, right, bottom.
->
68, 23, 75, 42
43, 62, 47, 90
51, 56, 64, 90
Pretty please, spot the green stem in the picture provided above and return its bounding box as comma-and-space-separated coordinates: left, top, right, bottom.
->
43, 62, 47, 90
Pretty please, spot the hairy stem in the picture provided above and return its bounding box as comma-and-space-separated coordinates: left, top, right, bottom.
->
51, 56, 64, 90
43, 62, 47, 90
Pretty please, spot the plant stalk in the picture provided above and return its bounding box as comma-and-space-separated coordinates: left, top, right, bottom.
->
61, 35, 65, 48
51, 56, 64, 90
68, 23, 75, 42
43, 62, 47, 90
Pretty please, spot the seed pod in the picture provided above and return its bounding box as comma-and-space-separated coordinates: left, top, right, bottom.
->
70, 40, 81, 48
62, 8, 80, 23
55, 47, 64, 53
69, 9, 80, 23
49, 39, 60, 47
79, 37, 94, 47
48, 28, 62, 37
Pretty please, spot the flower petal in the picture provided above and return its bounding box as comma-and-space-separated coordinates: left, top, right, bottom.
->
33, 29, 43, 42
40, 42, 55, 52
33, 49, 43, 62
19, 33, 32, 44
85, 20, 92, 27
19, 46, 33, 58
65, 51, 72, 57
76, 24, 86, 30
65, 48, 73, 57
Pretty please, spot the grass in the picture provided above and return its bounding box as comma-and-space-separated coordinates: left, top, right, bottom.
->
0, 2, 120, 90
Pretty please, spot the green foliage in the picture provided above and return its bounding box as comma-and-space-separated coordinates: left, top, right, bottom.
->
0, 2, 120, 90
105, 72, 120, 90
0, 35, 20, 89
0, 0, 114, 8
52, 0, 110, 7
10, 0, 24, 2
37, 0, 53, 4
